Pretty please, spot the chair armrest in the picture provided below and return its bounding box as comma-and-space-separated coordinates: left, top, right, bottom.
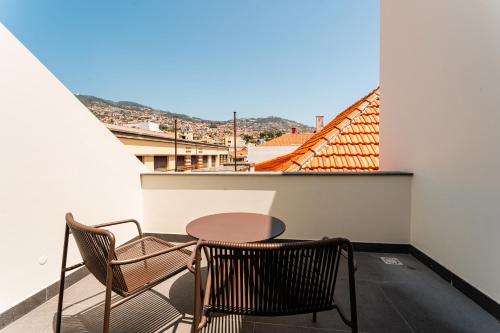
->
187, 240, 203, 273
187, 251, 196, 273
110, 240, 197, 266
94, 219, 143, 238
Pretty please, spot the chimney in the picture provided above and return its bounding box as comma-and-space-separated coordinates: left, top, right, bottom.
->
315, 116, 324, 132
291, 127, 297, 134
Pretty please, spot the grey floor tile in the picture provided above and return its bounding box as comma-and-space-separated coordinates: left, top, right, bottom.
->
245, 313, 310, 326
201, 315, 254, 333
2, 251, 500, 333
47, 275, 106, 307
0, 288, 47, 330
2, 300, 61, 333
349, 253, 440, 285
254, 322, 353, 332
308, 280, 413, 333
381, 281, 500, 333
166, 270, 196, 315
55, 290, 184, 333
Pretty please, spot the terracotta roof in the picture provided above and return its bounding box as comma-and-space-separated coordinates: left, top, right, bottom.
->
259, 133, 314, 147
229, 147, 248, 157
255, 87, 380, 172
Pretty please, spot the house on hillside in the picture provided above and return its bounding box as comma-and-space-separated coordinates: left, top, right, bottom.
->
255, 88, 379, 172
229, 147, 248, 164
248, 116, 325, 164
224, 135, 246, 149
247, 128, 313, 164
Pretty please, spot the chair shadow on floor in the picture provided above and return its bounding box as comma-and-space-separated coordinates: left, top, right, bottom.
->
168, 270, 248, 333
52, 270, 247, 333
52, 289, 186, 333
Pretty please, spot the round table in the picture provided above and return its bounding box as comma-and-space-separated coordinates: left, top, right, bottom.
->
186, 212, 286, 243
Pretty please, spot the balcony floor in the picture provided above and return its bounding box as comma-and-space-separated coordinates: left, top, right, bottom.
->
2, 251, 499, 333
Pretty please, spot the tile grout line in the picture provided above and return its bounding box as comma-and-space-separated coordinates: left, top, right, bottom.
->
252, 321, 360, 332
377, 282, 417, 333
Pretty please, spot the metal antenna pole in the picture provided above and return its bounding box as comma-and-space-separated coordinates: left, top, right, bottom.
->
174, 119, 178, 172
233, 111, 237, 172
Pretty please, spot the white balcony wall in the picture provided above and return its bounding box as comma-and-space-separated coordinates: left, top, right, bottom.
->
247, 146, 298, 164
0, 24, 145, 312
142, 173, 412, 243
380, 0, 500, 302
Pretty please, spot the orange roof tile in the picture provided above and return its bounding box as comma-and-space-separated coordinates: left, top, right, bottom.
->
259, 133, 314, 147
229, 147, 248, 157
255, 87, 380, 172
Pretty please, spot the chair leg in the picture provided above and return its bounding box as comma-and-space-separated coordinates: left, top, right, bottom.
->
346, 244, 358, 333
55, 225, 70, 333
193, 249, 203, 332
102, 286, 112, 333
55, 273, 65, 333
103, 267, 113, 333
312, 311, 317, 322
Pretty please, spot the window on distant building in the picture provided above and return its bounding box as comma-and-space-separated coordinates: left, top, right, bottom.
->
154, 156, 167, 172
176, 156, 185, 169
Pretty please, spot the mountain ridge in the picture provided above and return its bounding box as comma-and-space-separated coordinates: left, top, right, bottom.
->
76, 94, 315, 142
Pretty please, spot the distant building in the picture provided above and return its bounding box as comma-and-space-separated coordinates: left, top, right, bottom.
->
229, 147, 248, 164
125, 121, 161, 132
107, 124, 229, 172
177, 129, 194, 141
224, 136, 246, 149
247, 126, 314, 164
200, 134, 217, 144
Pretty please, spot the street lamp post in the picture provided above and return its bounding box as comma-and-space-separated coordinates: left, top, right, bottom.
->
233, 111, 237, 172
174, 118, 178, 172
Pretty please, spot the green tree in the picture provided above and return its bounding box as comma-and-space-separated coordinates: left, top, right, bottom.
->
242, 134, 254, 143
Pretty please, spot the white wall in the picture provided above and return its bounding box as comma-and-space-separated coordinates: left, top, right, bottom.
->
142, 173, 412, 243
0, 24, 145, 312
380, 0, 500, 302
247, 146, 297, 164
136, 121, 160, 132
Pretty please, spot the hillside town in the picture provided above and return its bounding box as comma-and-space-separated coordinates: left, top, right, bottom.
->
77, 94, 313, 145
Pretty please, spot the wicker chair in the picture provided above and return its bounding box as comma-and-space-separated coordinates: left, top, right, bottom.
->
188, 238, 358, 332
56, 213, 195, 333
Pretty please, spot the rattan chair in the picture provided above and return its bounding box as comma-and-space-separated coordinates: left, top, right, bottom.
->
188, 237, 358, 332
56, 213, 195, 333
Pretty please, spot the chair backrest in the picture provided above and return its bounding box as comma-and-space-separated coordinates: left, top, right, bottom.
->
198, 238, 349, 316
65, 213, 126, 292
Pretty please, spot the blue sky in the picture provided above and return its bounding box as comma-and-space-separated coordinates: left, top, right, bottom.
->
0, 0, 379, 125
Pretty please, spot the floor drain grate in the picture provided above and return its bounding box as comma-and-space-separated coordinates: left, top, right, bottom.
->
380, 257, 403, 265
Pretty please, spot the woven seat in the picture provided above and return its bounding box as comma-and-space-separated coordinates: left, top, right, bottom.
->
56, 213, 195, 333
115, 237, 191, 294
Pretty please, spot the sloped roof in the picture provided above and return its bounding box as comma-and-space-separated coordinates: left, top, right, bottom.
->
229, 147, 248, 157
255, 87, 380, 172
106, 124, 227, 149
259, 133, 314, 147
106, 123, 175, 139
